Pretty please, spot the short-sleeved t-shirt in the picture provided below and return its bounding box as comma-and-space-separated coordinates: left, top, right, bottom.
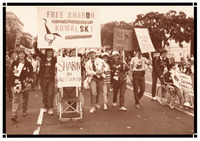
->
130, 57, 149, 71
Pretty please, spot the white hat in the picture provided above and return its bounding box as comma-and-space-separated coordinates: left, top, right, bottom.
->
112, 51, 119, 56
102, 52, 110, 57
88, 49, 96, 54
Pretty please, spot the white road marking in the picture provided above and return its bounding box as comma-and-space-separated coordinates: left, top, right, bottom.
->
37, 108, 44, 125
33, 108, 44, 135
126, 85, 194, 117
33, 127, 40, 135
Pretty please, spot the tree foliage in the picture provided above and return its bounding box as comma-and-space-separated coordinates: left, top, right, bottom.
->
133, 10, 194, 49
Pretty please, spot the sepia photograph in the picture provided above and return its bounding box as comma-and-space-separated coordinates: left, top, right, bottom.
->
2, 1, 197, 138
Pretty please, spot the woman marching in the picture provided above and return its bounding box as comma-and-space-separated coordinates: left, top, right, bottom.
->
102, 52, 111, 110
10, 48, 33, 121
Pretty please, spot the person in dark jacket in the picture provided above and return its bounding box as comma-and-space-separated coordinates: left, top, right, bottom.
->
10, 48, 33, 121
151, 49, 170, 100
6, 50, 18, 101
111, 51, 129, 111
34, 42, 57, 115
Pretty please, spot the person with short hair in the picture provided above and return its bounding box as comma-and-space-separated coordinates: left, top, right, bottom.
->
10, 48, 33, 121
102, 52, 111, 110
111, 51, 129, 111
85, 49, 105, 113
151, 49, 170, 100
34, 42, 57, 116
130, 49, 152, 108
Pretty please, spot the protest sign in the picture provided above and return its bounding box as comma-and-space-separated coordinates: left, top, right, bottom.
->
113, 28, 134, 50
134, 28, 155, 53
57, 57, 81, 87
171, 70, 194, 93
37, 7, 101, 49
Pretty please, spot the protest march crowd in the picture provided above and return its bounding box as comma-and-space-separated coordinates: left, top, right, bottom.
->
6, 42, 194, 122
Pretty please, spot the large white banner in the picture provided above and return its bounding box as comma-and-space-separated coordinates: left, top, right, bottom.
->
113, 28, 134, 50
57, 57, 81, 87
134, 28, 155, 53
37, 7, 101, 49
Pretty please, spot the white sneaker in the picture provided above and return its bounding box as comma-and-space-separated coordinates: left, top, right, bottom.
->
89, 107, 96, 113
183, 102, 191, 107
113, 103, 117, 107
152, 96, 158, 101
48, 108, 54, 116
43, 108, 48, 113
103, 103, 108, 110
95, 104, 101, 109
119, 107, 127, 111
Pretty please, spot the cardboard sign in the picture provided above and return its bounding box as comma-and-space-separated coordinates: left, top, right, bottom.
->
57, 57, 81, 87
113, 28, 134, 51
171, 70, 194, 93
134, 28, 155, 53
37, 7, 101, 49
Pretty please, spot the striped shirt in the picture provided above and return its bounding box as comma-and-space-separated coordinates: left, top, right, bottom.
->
104, 62, 111, 83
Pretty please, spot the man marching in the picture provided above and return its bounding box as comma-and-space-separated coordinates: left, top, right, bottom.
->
130, 49, 152, 108
10, 48, 33, 121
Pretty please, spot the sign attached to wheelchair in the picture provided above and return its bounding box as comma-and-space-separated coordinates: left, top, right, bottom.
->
171, 70, 193, 93
57, 57, 82, 87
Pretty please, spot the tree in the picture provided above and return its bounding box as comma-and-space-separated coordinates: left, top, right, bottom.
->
133, 10, 194, 50
101, 21, 134, 49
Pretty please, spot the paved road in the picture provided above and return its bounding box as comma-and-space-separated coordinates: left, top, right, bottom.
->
6, 70, 194, 135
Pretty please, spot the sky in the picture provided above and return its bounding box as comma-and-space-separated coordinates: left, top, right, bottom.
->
6, 6, 194, 37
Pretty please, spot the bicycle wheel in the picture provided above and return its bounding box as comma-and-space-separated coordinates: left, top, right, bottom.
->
157, 85, 171, 105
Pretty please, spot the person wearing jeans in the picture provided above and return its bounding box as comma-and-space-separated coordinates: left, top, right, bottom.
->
130, 49, 152, 108
34, 42, 57, 116
10, 48, 33, 121
111, 51, 129, 111
102, 52, 111, 110
85, 49, 105, 113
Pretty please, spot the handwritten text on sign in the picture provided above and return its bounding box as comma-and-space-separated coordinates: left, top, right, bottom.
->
171, 70, 193, 93
134, 28, 155, 53
57, 57, 81, 87
37, 7, 101, 49
113, 28, 133, 51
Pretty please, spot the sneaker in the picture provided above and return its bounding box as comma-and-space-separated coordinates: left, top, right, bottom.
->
183, 102, 191, 107
152, 96, 158, 101
48, 108, 54, 116
95, 104, 101, 109
113, 103, 117, 107
23, 112, 27, 116
119, 107, 127, 111
42, 108, 48, 113
135, 104, 141, 109
89, 107, 96, 113
11, 115, 17, 122
103, 103, 108, 110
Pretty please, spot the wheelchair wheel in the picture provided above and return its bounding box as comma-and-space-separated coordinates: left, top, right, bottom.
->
170, 95, 181, 109
157, 85, 171, 105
